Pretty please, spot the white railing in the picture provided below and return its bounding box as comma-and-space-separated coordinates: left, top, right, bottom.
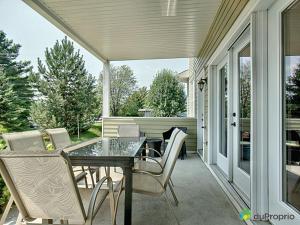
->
102, 117, 197, 151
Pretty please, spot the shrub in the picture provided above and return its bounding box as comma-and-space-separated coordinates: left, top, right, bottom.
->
0, 177, 10, 213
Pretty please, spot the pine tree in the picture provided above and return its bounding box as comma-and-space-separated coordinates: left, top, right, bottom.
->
31, 37, 99, 134
0, 31, 34, 130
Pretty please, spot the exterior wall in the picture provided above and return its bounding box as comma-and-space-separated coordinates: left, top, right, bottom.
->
187, 0, 273, 218
102, 117, 197, 151
189, 57, 209, 161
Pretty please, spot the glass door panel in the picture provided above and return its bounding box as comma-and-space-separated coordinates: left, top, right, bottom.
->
217, 57, 229, 176
232, 28, 251, 202
283, 0, 300, 212
220, 64, 228, 158
238, 43, 251, 175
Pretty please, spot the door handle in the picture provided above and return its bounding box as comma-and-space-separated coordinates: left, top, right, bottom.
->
201, 126, 206, 129
231, 122, 236, 127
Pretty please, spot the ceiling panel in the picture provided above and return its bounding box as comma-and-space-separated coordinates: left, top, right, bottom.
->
24, 0, 222, 61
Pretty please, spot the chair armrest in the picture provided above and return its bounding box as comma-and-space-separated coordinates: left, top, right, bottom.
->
139, 147, 162, 158
85, 176, 114, 225
134, 156, 163, 175
75, 171, 87, 182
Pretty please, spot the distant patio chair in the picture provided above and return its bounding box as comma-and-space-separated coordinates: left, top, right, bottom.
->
117, 124, 144, 138
0, 150, 115, 225
45, 128, 73, 150
115, 124, 145, 174
114, 130, 188, 225
2, 130, 46, 152
45, 128, 97, 188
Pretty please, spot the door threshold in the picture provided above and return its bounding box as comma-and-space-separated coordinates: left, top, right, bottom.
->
205, 163, 271, 225
231, 182, 251, 207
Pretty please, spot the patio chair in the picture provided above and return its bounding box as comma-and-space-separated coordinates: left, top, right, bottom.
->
0, 130, 89, 225
0, 150, 115, 225
117, 124, 144, 138
45, 128, 97, 188
163, 127, 187, 160
2, 130, 46, 152
135, 128, 180, 174
114, 130, 188, 225
115, 124, 145, 174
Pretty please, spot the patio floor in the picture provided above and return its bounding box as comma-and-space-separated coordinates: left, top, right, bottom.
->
4, 153, 244, 225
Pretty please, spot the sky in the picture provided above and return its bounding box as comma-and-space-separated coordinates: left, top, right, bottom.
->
0, 0, 188, 88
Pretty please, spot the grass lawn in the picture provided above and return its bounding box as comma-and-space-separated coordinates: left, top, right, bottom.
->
70, 122, 102, 144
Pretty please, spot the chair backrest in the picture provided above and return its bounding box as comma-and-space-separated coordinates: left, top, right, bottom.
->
162, 127, 187, 141
0, 150, 86, 223
161, 128, 180, 167
162, 127, 174, 141
118, 125, 140, 138
46, 128, 72, 149
162, 130, 188, 186
2, 130, 46, 152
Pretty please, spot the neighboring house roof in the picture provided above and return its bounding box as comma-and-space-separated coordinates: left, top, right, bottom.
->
138, 108, 153, 112
177, 69, 189, 83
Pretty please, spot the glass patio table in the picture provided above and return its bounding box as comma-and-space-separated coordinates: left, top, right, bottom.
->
66, 136, 147, 225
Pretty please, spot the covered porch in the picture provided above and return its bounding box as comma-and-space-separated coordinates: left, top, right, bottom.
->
0, 0, 253, 224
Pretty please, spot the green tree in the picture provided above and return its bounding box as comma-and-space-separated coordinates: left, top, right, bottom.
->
0, 31, 34, 130
286, 63, 300, 117
31, 37, 99, 134
120, 87, 148, 116
240, 60, 251, 119
98, 65, 137, 116
0, 176, 10, 213
147, 69, 186, 117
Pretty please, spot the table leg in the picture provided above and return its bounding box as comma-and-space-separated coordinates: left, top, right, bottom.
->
124, 167, 133, 225
96, 168, 100, 182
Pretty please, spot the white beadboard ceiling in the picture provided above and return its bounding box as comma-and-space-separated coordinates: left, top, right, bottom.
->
24, 0, 222, 61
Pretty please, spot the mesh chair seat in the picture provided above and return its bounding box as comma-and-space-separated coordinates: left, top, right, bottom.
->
132, 172, 165, 195
134, 159, 163, 174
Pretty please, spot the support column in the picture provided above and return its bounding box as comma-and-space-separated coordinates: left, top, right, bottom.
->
250, 11, 268, 217
102, 61, 110, 117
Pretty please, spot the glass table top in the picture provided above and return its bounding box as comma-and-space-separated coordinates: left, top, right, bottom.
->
67, 137, 146, 158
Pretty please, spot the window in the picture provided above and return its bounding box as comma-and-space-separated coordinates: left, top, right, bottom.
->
282, 0, 300, 211
220, 65, 228, 157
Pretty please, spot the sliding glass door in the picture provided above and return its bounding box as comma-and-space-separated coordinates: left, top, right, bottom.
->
232, 28, 251, 203
269, 0, 300, 223
217, 57, 229, 175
